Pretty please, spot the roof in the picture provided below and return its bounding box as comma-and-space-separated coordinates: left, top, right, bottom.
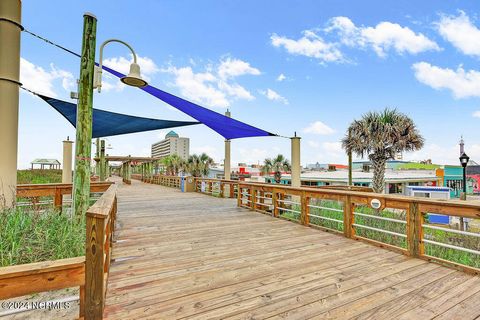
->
278, 170, 439, 183
31, 159, 60, 165
165, 131, 179, 138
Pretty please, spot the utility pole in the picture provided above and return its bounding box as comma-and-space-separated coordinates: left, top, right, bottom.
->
291, 133, 301, 188
72, 13, 97, 217
0, 0, 21, 209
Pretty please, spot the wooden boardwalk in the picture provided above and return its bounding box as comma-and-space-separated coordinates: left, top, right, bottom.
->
103, 180, 480, 319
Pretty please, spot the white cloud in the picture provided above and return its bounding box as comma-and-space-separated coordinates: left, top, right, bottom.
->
271, 31, 345, 63
405, 142, 480, 164
303, 121, 335, 135
326, 16, 440, 57
238, 147, 268, 164
163, 57, 260, 108
276, 73, 287, 81
437, 11, 480, 57
412, 62, 480, 99
217, 58, 260, 80
164, 66, 229, 108
307, 140, 320, 148
260, 88, 288, 104
473, 111, 480, 118
20, 58, 74, 97
322, 142, 343, 155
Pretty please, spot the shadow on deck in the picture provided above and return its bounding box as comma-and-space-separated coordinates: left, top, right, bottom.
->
103, 180, 480, 319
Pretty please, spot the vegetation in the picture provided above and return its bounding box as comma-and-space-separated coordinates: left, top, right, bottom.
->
17, 169, 62, 184
161, 154, 184, 176
0, 207, 85, 267
160, 153, 214, 177
398, 163, 441, 170
262, 154, 291, 183
185, 153, 214, 177
342, 108, 424, 193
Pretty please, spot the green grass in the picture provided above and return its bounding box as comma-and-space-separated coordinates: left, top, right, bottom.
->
0, 207, 85, 267
17, 169, 62, 184
397, 163, 441, 170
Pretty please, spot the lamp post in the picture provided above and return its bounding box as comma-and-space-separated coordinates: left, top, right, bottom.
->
460, 152, 470, 198
459, 152, 469, 231
73, 25, 148, 217
94, 39, 148, 92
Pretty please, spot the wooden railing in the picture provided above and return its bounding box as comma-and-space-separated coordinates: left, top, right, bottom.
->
237, 182, 480, 274
85, 184, 117, 319
0, 257, 86, 318
133, 174, 182, 189
16, 182, 113, 212
194, 178, 238, 198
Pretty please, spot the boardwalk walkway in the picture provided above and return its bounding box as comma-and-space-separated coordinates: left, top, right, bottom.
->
104, 180, 480, 319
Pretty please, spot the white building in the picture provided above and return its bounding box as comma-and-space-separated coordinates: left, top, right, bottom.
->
151, 131, 189, 160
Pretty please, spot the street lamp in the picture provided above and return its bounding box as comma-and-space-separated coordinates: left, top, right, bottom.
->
94, 39, 148, 93
460, 152, 470, 195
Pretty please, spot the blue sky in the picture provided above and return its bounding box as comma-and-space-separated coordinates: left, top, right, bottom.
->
18, 0, 480, 169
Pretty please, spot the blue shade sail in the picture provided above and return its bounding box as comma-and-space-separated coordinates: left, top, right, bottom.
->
38, 94, 200, 138
101, 66, 276, 140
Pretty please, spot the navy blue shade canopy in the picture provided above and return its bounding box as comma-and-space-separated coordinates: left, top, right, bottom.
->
101, 65, 276, 140
38, 94, 200, 138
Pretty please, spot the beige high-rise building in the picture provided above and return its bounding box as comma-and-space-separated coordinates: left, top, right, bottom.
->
151, 131, 189, 159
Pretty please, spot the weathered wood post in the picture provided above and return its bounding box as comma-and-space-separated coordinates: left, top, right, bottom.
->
343, 196, 354, 238
408, 201, 424, 257
72, 13, 97, 217
99, 140, 106, 181
0, 0, 21, 209
290, 135, 301, 188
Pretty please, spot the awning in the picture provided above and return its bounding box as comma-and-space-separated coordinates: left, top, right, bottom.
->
102, 65, 276, 140
38, 94, 199, 138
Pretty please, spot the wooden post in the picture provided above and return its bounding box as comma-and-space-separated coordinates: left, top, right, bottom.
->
79, 285, 85, 318
99, 140, 105, 181
237, 185, 242, 207
343, 196, 353, 238
250, 188, 256, 210
54, 187, 62, 213
72, 13, 97, 217
408, 202, 424, 257
300, 192, 309, 225
85, 213, 105, 319
272, 190, 279, 217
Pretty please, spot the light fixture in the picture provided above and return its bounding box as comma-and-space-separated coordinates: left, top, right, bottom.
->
459, 152, 470, 168
94, 39, 148, 93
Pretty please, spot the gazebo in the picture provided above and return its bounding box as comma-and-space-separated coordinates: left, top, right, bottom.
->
30, 159, 61, 170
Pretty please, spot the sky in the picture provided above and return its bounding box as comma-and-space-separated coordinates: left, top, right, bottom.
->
17, 0, 480, 169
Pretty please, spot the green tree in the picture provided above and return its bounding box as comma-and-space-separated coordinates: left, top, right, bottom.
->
185, 153, 214, 177
342, 108, 424, 193
262, 154, 291, 183
161, 154, 185, 176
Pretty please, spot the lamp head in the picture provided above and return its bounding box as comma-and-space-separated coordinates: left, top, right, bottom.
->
459, 152, 470, 168
120, 62, 148, 88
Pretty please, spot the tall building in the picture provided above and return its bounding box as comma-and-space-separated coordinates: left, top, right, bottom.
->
151, 131, 189, 159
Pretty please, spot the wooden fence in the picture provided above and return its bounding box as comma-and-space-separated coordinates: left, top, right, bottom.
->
85, 184, 117, 319
1, 183, 118, 319
16, 182, 113, 212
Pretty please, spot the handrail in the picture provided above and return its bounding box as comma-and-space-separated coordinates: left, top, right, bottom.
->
16, 182, 114, 212
0, 257, 86, 318
85, 184, 118, 319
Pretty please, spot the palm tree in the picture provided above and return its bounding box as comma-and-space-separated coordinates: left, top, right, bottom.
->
262, 154, 291, 183
185, 153, 214, 177
342, 108, 424, 193
161, 154, 185, 176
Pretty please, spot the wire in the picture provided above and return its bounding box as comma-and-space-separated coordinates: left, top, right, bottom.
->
19, 86, 39, 96
23, 28, 81, 58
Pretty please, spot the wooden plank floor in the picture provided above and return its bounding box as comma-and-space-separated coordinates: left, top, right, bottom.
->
103, 179, 480, 319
